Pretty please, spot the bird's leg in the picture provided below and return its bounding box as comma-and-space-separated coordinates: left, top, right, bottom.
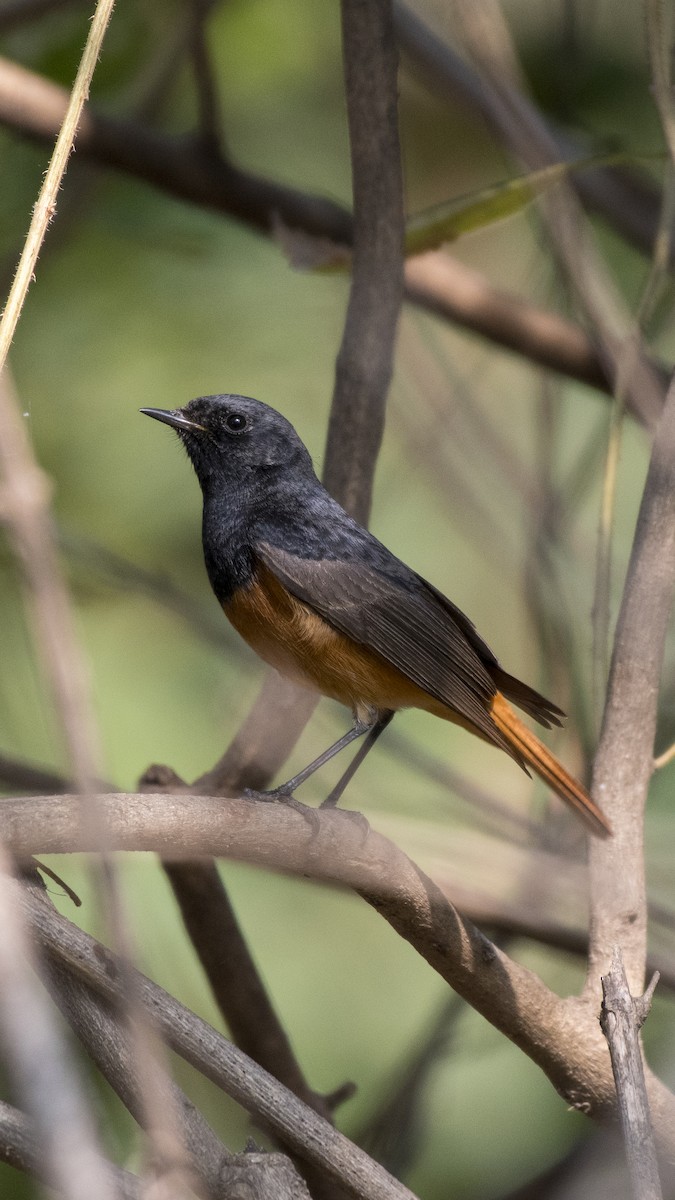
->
321, 710, 394, 809
242, 715, 375, 816
243, 713, 394, 832
272, 717, 375, 795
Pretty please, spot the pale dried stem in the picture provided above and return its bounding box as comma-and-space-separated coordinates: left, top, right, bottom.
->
0, 3, 195, 1188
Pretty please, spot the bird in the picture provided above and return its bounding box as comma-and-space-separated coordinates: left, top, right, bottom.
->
141, 393, 610, 837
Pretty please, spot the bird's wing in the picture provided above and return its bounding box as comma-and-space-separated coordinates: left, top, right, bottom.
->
256, 540, 508, 746
415, 574, 564, 728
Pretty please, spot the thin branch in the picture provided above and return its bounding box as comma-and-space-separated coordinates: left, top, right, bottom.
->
324, 0, 404, 522
0, 2, 114, 374
449, 0, 666, 428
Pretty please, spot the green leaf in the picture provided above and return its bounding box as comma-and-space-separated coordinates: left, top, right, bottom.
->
404, 154, 623, 256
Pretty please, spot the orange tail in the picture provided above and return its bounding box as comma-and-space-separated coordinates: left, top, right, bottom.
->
491, 693, 611, 838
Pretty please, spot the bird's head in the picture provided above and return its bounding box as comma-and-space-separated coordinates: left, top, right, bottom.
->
141, 393, 314, 495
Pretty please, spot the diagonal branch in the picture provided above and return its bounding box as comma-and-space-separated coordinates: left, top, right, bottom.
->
42, 948, 312, 1200
0, 55, 653, 402
21, 877, 419, 1200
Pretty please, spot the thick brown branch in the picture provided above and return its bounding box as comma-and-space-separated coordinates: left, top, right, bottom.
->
7, 789, 675, 1144
588, 374, 675, 992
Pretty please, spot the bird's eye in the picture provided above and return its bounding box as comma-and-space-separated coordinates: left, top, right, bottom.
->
225, 412, 247, 433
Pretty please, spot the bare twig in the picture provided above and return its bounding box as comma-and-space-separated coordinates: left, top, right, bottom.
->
600, 947, 662, 1200
0, 2, 114, 375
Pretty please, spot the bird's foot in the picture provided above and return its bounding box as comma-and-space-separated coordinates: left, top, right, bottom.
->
243, 786, 321, 833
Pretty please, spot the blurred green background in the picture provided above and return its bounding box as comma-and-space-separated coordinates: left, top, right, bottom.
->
1, 2, 675, 1197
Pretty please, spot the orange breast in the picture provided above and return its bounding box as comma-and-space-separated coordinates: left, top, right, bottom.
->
223, 564, 436, 722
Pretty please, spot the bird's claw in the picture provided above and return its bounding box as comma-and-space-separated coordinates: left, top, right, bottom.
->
243, 787, 321, 833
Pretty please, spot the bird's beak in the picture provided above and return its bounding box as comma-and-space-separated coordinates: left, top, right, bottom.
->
140, 408, 206, 434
